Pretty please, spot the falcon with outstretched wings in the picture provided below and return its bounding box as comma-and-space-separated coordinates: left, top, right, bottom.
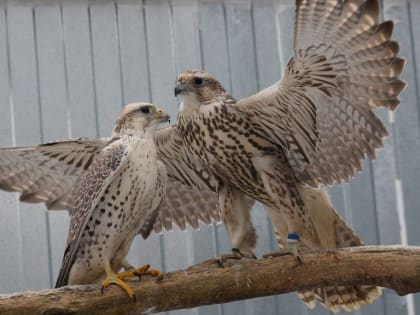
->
155, 0, 405, 312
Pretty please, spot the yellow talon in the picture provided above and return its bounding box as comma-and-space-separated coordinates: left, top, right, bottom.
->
101, 264, 136, 301
117, 264, 164, 281
101, 263, 164, 302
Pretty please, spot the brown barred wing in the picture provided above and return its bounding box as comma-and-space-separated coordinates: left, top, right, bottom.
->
234, 0, 405, 186
154, 126, 219, 192
0, 138, 108, 211
138, 177, 221, 239
150, 126, 222, 234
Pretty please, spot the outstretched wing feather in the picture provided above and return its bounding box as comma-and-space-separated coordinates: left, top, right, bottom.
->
0, 138, 108, 212
234, 0, 405, 186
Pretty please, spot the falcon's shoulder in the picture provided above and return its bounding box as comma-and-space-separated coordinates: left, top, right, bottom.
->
55, 139, 129, 287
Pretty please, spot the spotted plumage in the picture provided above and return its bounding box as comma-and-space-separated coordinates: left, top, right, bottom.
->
53, 103, 171, 287
0, 103, 221, 290
155, 0, 404, 312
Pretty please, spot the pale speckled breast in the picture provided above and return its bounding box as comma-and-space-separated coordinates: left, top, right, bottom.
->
70, 137, 161, 284
178, 106, 275, 204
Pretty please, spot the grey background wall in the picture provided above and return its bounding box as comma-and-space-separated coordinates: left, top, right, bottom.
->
0, 0, 418, 314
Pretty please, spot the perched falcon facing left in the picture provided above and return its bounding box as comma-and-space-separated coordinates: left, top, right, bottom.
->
154, 0, 405, 312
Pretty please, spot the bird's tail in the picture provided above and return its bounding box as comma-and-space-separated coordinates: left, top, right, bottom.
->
298, 285, 381, 313
296, 186, 382, 313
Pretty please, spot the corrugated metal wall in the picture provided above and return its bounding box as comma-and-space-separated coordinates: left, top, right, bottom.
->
0, 0, 418, 314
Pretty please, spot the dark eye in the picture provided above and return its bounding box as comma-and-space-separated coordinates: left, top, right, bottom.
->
140, 106, 150, 114
193, 77, 203, 85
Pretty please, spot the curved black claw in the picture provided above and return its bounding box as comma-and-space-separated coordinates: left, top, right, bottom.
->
133, 264, 150, 280
231, 248, 241, 255
133, 271, 144, 280
215, 251, 241, 268
232, 248, 257, 259
231, 248, 243, 257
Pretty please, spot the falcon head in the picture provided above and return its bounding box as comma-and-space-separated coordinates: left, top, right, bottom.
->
174, 70, 227, 113
113, 102, 170, 137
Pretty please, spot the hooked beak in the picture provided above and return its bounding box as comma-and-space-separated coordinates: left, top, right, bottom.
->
155, 108, 171, 124
174, 82, 187, 97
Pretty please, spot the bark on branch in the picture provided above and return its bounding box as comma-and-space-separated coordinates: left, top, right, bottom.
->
1, 245, 420, 315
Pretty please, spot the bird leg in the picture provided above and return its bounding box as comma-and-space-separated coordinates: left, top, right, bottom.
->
263, 233, 302, 265
117, 264, 164, 282
101, 263, 136, 301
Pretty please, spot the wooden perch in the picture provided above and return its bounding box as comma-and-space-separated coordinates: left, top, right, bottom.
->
1, 245, 420, 315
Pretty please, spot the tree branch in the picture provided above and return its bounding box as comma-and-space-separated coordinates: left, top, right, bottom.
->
1, 245, 419, 315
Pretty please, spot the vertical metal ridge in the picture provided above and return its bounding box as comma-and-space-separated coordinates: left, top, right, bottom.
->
59, 3, 73, 138
142, 0, 152, 103
192, 0, 201, 71
168, 0, 177, 75
32, 5, 55, 289
3, 1, 24, 291
87, 2, 100, 137
250, 1, 261, 91
407, 0, 420, 132
196, 0, 205, 70
113, 0, 125, 107
221, 0, 232, 93
403, 3, 418, 315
